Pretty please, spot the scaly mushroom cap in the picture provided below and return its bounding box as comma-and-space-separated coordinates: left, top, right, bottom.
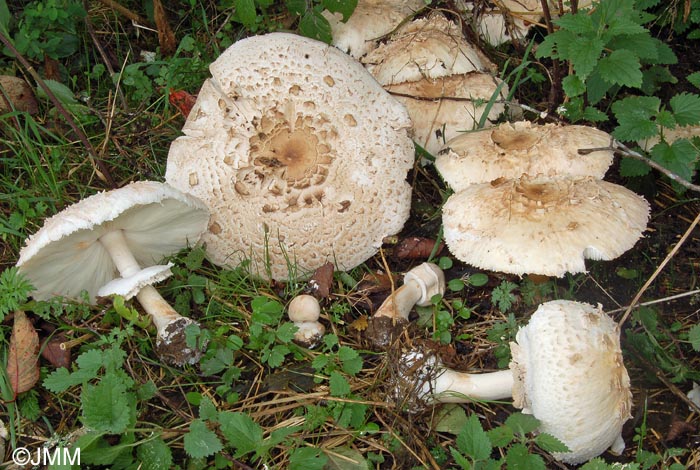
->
442, 175, 650, 276
384, 72, 508, 155
436, 121, 614, 191
16, 181, 209, 302
323, 0, 425, 58
362, 13, 497, 85
510, 300, 632, 464
165, 33, 414, 280
474, 0, 542, 46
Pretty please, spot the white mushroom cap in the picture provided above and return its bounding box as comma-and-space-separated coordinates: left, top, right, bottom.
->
472, 0, 543, 47
638, 124, 700, 151
442, 175, 650, 276
436, 121, 615, 191
16, 181, 209, 302
98, 264, 174, 299
165, 33, 414, 280
510, 300, 632, 464
362, 14, 497, 86
288, 294, 321, 323
385, 72, 508, 155
322, 0, 425, 59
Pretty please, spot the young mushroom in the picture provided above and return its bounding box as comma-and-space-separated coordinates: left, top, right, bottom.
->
392, 300, 632, 465
16, 181, 210, 366
287, 294, 325, 349
366, 262, 445, 349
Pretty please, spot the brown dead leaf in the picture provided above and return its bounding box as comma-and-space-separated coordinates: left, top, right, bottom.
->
41, 332, 71, 369
349, 315, 369, 332
6, 311, 40, 395
0, 76, 38, 114
153, 0, 176, 56
395, 237, 444, 259
307, 262, 334, 298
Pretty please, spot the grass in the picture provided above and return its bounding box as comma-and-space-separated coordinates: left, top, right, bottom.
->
1, 0, 699, 469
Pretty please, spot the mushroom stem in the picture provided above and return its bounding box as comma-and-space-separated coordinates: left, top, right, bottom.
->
374, 279, 424, 321
98, 229, 201, 365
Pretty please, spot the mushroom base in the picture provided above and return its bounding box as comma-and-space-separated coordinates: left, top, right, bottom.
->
366, 316, 408, 350
155, 317, 207, 366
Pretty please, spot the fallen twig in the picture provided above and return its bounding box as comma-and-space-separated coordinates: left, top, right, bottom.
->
605, 289, 700, 315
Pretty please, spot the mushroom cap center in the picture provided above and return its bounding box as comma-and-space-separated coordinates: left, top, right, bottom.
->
262, 126, 319, 180
491, 125, 541, 150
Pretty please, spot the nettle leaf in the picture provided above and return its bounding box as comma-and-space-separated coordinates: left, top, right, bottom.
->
612, 96, 660, 141
605, 16, 647, 37
183, 419, 223, 459
534, 433, 570, 453
329, 370, 351, 397
562, 74, 585, 97
650, 139, 698, 182
585, 69, 613, 105
234, 0, 258, 30
136, 437, 173, 470
338, 345, 363, 375
568, 36, 605, 80
670, 92, 700, 126
455, 414, 492, 460
218, 411, 264, 456
554, 12, 595, 34
606, 33, 659, 61
486, 423, 515, 447
580, 457, 618, 470
289, 447, 328, 470
687, 72, 700, 89
505, 443, 546, 469
81, 374, 132, 434
597, 49, 643, 88
299, 7, 333, 44
689, 324, 700, 351
619, 156, 651, 177
285, 0, 306, 16
504, 412, 540, 435
322, 0, 357, 22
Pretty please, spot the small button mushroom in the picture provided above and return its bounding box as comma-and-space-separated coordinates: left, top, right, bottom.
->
288, 294, 325, 349
366, 262, 445, 349
15, 181, 210, 366
392, 300, 632, 465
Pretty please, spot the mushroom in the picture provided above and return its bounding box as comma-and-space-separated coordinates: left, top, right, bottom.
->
16, 181, 210, 366
165, 32, 414, 281
638, 124, 700, 151
393, 300, 632, 464
470, 0, 543, 47
435, 121, 615, 191
441, 175, 650, 276
288, 294, 325, 348
322, 0, 425, 59
361, 13, 509, 155
366, 262, 445, 349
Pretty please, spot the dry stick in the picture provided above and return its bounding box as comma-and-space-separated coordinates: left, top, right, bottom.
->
97, 0, 151, 26
605, 289, 700, 315
0, 32, 116, 188
618, 209, 700, 327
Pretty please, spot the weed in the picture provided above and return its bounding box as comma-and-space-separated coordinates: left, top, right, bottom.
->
491, 280, 519, 313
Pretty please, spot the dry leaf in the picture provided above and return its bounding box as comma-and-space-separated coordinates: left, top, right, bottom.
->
41, 333, 71, 369
349, 315, 369, 332
153, 0, 176, 56
6, 311, 40, 395
395, 237, 444, 259
0, 75, 38, 114
168, 89, 197, 118
308, 261, 334, 298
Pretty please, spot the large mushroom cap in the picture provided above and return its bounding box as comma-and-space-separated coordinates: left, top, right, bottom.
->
16, 181, 209, 302
442, 175, 650, 276
165, 33, 414, 280
510, 300, 632, 464
436, 121, 615, 191
323, 0, 425, 59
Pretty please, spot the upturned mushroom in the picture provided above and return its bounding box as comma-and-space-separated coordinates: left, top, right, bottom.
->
393, 300, 632, 464
435, 121, 615, 191
441, 175, 650, 276
16, 181, 210, 366
288, 294, 325, 349
166, 32, 414, 281
361, 13, 509, 155
322, 0, 425, 58
366, 262, 445, 349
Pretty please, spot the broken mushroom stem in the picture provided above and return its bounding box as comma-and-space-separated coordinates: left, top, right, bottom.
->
366, 262, 445, 349
98, 229, 201, 364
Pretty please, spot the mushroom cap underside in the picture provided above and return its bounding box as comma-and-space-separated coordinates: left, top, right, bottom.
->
436, 121, 614, 190
441, 176, 650, 276
510, 300, 632, 464
166, 32, 414, 280
16, 181, 209, 302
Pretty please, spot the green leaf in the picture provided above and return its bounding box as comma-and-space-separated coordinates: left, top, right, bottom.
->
338, 346, 363, 375
434, 404, 469, 435
0, 267, 34, 320
568, 37, 605, 80
324, 446, 370, 469
276, 321, 299, 343
468, 273, 489, 287
689, 324, 700, 351
553, 12, 595, 34
218, 411, 264, 456
81, 374, 131, 434
534, 433, 570, 453
580, 457, 617, 470
619, 156, 651, 177
285, 0, 306, 16
504, 412, 540, 435
612, 96, 661, 141
606, 17, 647, 37
650, 139, 698, 182
289, 447, 328, 470
687, 72, 700, 89
449, 447, 473, 469
299, 8, 333, 44
505, 443, 546, 469
606, 33, 659, 61
199, 397, 219, 421
597, 49, 643, 88
670, 93, 700, 126
562, 74, 586, 98
582, 106, 608, 122
455, 414, 492, 461
329, 370, 351, 397
234, 0, 258, 30
136, 438, 173, 470
486, 424, 515, 447
183, 419, 223, 459
321, 0, 357, 22
585, 69, 614, 105
265, 344, 290, 368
